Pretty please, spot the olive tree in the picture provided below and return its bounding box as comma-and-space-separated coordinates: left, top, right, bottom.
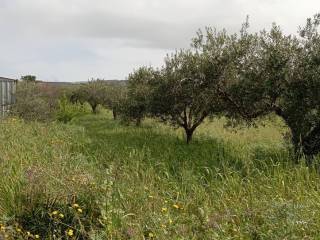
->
148, 47, 228, 143
103, 84, 127, 120
205, 16, 320, 160
70, 79, 106, 114
119, 67, 154, 126
286, 14, 320, 158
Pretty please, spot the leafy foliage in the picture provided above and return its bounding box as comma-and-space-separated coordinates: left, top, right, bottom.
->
203, 16, 320, 159
56, 95, 90, 123
103, 84, 127, 120
119, 67, 154, 126
11, 81, 55, 121
70, 80, 107, 114
21, 75, 36, 82
148, 49, 223, 143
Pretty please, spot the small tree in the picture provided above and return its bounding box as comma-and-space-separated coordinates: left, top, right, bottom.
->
148, 49, 226, 143
119, 67, 154, 126
103, 85, 127, 120
21, 75, 36, 82
70, 79, 106, 114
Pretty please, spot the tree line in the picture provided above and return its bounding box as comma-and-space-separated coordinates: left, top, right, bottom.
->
14, 14, 320, 161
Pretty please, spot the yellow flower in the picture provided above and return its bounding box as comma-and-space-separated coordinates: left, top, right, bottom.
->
77, 208, 83, 213
169, 218, 173, 224
27, 231, 31, 236
72, 203, 79, 208
161, 207, 167, 213
148, 195, 154, 199
148, 232, 154, 238
172, 204, 180, 209
35, 234, 40, 239
59, 213, 64, 218
164, 200, 168, 203
0, 225, 5, 231
51, 210, 59, 215
161, 224, 166, 228
16, 228, 22, 232
67, 229, 74, 237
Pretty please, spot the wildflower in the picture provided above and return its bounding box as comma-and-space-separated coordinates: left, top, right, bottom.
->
51, 210, 59, 215
164, 200, 168, 203
161, 207, 167, 213
16, 228, 22, 232
27, 231, 31, 236
169, 218, 173, 224
172, 204, 180, 209
67, 229, 74, 237
148, 195, 154, 199
35, 234, 40, 239
161, 224, 166, 228
0, 224, 5, 231
148, 232, 155, 238
72, 203, 79, 208
59, 213, 64, 218
77, 208, 83, 213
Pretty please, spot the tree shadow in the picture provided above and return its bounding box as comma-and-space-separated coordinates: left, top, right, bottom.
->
72, 115, 290, 180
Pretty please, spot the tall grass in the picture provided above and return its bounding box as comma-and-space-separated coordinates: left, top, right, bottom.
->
1, 114, 320, 239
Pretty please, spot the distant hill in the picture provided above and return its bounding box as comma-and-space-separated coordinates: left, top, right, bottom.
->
37, 80, 128, 87
76, 80, 128, 86
99, 80, 128, 86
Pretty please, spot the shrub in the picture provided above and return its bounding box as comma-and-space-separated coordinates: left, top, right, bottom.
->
103, 85, 127, 120
56, 95, 90, 123
117, 67, 153, 126
11, 81, 54, 121
69, 80, 107, 114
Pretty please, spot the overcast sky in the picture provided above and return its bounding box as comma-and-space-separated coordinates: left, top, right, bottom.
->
0, 0, 319, 82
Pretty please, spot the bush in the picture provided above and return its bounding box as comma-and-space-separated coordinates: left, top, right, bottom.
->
69, 80, 107, 114
11, 81, 64, 122
56, 95, 90, 123
1, 201, 100, 239
11, 81, 53, 121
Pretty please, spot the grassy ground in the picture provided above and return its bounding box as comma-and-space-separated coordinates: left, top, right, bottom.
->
1, 113, 320, 239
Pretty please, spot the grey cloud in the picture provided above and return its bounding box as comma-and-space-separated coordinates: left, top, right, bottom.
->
1, 7, 195, 49
0, 0, 320, 81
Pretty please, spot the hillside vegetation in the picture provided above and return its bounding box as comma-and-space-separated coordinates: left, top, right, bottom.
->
1, 113, 320, 239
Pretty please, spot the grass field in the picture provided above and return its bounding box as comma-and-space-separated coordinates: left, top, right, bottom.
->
1, 113, 320, 239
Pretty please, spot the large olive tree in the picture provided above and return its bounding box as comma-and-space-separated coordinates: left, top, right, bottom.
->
203, 16, 320, 160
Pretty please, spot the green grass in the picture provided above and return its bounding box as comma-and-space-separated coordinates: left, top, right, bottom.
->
1, 113, 320, 239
